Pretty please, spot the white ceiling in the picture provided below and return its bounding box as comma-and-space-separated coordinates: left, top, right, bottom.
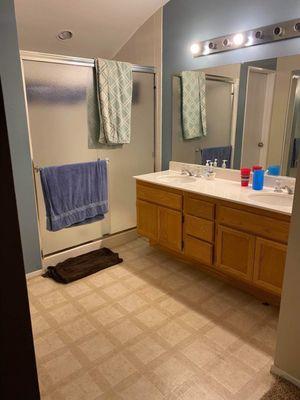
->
14, 0, 168, 59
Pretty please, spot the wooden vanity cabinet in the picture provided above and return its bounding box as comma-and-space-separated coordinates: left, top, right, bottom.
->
136, 181, 290, 300
136, 182, 183, 252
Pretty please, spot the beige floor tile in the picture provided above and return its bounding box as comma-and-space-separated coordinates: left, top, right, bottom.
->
88, 272, 115, 288
28, 279, 57, 296
207, 358, 253, 394
119, 376, 163, 400
233, 343, 272, 371
62, 317, 96, 341
65, 281, 92, 297
31, 314, 50, 336
205, 326, 239, 350
35, 331, 65, 359
78, 333, 114, 361
135, 306, 168, 328
28, 238, 280, 400
38, 290, 67, 309
159, 297, 186, 316
117, 293, 147, 313
43, 350, 82, 384
109, 319, 143, 344
59, 372, 103, 400
98, 353, 137, 386
78, 292, 106, 311
177, 380, 225, 400
157, 321, 191, 346
128, 336, 166, 364
93, 304, 124, 326
102, 282, 130, 299
225, 309, 259, 333
178, 309, 211, 331
153, 357, 195, 394
138, 285, 166, 301
181, 338, 219, 368
50, 303, 81, 324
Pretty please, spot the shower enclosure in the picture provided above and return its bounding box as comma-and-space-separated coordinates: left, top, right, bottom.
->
21, 52, 155, 259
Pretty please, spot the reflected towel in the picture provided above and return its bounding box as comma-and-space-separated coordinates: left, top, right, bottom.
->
95, 58, 133, 144
201, 146, 232, 167
181, 71, 207, 139
291, 138, 300, 168
40, 160, 108, 231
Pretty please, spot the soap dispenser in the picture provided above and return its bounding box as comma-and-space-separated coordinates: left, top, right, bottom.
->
213, 159, 218, 168
222, 160, 227, 169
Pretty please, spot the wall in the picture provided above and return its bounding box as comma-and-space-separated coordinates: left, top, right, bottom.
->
267, 55, 300, 169
273, 163, 300, 384
0, 0, 41, 273
114, 9, 163, 170
163, 0, 300, 169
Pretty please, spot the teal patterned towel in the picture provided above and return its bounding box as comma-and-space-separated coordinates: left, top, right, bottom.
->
181, 70, 207, 140
95, 59, 133, 144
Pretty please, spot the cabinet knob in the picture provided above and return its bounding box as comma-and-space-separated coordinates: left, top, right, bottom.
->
258, 142, 264, 148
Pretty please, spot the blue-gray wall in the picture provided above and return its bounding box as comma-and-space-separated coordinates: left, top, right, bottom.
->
0, 0, 41, 273
163, 0, 300, 169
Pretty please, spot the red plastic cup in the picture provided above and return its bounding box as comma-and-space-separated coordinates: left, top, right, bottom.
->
241, 168, 251, 187
252, 165, 262, 171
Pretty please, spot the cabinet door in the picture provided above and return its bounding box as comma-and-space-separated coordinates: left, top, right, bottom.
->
136, 200, 158, 241
216, 225, 255, 281
253, 237, 287, 295
158, 206, 182, 252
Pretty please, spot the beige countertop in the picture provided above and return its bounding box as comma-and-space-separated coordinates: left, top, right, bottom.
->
134, 170, 293, 216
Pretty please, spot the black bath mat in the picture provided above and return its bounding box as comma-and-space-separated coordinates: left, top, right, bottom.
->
42, 247, 123, 284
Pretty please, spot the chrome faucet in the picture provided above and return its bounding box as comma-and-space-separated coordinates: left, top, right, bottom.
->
282, 185, 294, 195
181, 168, 193, 176
274, 180, 294, 195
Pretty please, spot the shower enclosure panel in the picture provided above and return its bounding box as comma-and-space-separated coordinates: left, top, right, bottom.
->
23, 59, 155, 256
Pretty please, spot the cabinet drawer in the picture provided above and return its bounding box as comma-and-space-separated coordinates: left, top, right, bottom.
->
137, 183, 182, 210
185, 215, 214, 243
217, 206, 290, 243
184, 195, 215, 220
184, 235, 213, 265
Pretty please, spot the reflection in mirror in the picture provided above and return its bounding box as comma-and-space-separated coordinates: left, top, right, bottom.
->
172, 54, 300, 177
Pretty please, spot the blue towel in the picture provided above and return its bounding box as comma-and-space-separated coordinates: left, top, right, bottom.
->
201, 146, 232, 168
40, 160, 108, 231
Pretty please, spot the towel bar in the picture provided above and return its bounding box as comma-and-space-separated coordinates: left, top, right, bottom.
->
33, 158, 110, 173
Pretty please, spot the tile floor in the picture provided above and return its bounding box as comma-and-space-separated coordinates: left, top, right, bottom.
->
27, 238, 279, 399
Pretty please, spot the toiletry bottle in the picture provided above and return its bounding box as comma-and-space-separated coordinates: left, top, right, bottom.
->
209, 162, 214, 174
213, 158, 218, 168
205, 160, 210, 174
222, 160, 227, 168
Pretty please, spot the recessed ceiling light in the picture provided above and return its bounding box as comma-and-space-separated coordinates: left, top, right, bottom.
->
57, 30, 73, 41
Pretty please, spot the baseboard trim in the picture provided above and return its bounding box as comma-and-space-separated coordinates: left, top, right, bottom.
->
26, 269, 43, 280
26, 228, 138, 278
271, 364, 300, 388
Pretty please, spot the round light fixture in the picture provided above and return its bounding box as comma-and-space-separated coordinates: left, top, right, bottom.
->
190, 43, 200, 55
57, 30, 73, 41
233, 33, 245, 46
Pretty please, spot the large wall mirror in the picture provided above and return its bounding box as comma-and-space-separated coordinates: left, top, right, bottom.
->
172, 54, 300, 177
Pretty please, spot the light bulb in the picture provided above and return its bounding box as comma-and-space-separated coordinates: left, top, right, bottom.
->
245, 35, 254, 47
190, 43, 200, 55
233, 33, 244, 46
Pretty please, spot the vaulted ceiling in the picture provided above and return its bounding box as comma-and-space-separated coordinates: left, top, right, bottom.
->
14, 0, 168, 58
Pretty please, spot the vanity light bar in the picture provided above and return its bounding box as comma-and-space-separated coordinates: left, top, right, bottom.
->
191, 18, 300, 57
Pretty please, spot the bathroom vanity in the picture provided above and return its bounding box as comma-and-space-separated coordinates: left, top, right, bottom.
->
135, 166, 293, 304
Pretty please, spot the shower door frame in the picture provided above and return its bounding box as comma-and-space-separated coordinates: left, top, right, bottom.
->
20, 51, 156, 262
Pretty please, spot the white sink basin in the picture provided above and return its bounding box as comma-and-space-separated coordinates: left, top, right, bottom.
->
157, 175, 197, 184
248, 192, 293, 207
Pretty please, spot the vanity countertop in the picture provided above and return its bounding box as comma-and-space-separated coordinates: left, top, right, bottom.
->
134, 170, 293, 216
